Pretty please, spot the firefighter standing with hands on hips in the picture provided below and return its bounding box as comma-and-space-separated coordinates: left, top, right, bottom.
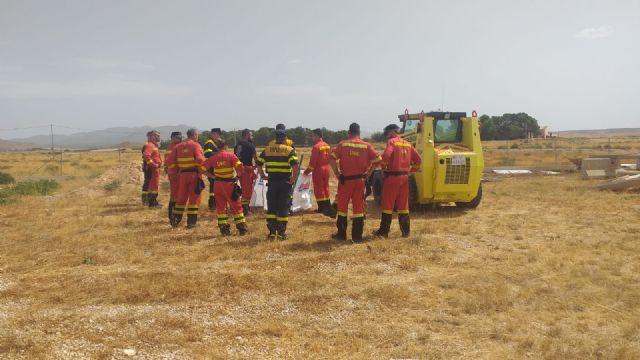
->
373, 123, 422, 238
303, 128, 336, 218
203, 128, 222, 210
202, 138, 248, 236
164, 131, 182, 222
142, 130, 162, 208
234, 129, 257, 215
330, 123, 381, 242
171, 128, 205, 228
256, 128, 299, 240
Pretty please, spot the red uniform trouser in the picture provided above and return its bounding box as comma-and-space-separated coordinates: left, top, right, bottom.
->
168, 173, 180, 201
239, 166, 256, 205
381, 174, 409, 215
312, 165, 331, 202
174, 172, 201, 216
148, 167, 160, 194
214, 180, 245, 226
336, 178, 366, 218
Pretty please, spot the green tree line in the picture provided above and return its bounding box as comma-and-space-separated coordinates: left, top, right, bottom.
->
479, 113, 541, 140
161, 126, 351, 149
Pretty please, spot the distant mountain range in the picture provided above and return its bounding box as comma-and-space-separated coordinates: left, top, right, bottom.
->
2, 125, 639, 151
558, 128, 640, 137
6, 124, 195, 149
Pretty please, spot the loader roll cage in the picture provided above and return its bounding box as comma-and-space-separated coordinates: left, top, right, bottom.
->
398, 111, 467, 144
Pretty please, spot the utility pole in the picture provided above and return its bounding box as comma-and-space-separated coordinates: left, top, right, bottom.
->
50, 124, 54, 158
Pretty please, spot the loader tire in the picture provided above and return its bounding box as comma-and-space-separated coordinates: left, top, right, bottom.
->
456, 183, 482, 209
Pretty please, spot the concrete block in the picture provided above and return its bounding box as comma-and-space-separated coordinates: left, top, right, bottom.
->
581, 158, 615, 179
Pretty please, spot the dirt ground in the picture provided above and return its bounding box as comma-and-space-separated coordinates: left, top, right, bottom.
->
1, 146, 640, 359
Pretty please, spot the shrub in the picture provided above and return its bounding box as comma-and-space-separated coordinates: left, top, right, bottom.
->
510, 143, 520, 149
103, 180, 122, 192
0, 171, 15, 185
497, 145, 508, 150
11, 179, 60, 196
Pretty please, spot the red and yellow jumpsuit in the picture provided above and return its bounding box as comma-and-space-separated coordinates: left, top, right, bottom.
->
305, 139, 333, 214
375, 134, 421, 237
171, 139, 205, 227
142, 141, 162, 206
331, 136, 380, 241
202, 150, 247, 235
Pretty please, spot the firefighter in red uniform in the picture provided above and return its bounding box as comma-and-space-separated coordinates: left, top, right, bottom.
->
303, 128, 336, 218
373, 124, 422, 238
202, 139, 248, 236
330, 123, 381, 242
142, 130, 162, 208
171, 128, 206, 228
164, 131, 182, 222
234, 129, 257, 215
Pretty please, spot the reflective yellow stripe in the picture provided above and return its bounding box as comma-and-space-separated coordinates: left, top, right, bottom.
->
214, 167, 233, 173
178, 163, 197, 168
398, 210, 410, 214
186, 210, 199, 215
234, 217, 246, 224
177, 157, 194, 162
316, 197, 329, 201
342, 143, 367, 149
235, 161, 242, 167
319, 145, 331, 150
393, 142, 411, 147
187, 205, 199, 209
382, 209, 393, 215
234, 214, 245, 219
217, 214, 229, 219
265, 161, 290, 167
276, 217, 288, 222
267, 168, 292, 173
352, 213, 364, 218
266, 214, 277, 219
257, 157, 265, 163
337, 211, 347, 217
141, 191, 148, 195
203, 149, 213, 154
218, 220, 228, 225
289, 156, 298, 162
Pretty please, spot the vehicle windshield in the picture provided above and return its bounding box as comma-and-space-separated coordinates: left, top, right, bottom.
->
434, 119, 461, 143
402, 119, 419, 133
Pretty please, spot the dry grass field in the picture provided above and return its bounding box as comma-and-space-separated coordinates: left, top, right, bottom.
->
1, 139, 640, 359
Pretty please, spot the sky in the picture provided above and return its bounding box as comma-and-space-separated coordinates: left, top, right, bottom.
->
1, 0, 639, 138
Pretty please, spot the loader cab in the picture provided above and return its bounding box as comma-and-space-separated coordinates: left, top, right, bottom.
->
399, 111, 466, 143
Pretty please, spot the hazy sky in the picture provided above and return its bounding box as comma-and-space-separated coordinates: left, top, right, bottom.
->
1, 0, 639, 138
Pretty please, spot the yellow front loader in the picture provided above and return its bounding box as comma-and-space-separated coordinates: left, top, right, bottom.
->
371, 110, 484, 209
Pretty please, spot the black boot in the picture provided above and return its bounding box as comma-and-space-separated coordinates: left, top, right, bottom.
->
352, 217, 364, 243
277, 221, 288, 240
208, 195, 216, 210
373, 213, 392, 238
399, 213, 411, 238
321, 200, 337, 219
186, 214, 198, 229
168, 200, 175, 222
242, 204, 250, 216
332, 215, 347, 240
219, 224, 231, 236
267, 218, 277, 240
236, 222, 248, 236
171, 213, 182, 228
148, 193, 160, 208
315, 201, 323, 213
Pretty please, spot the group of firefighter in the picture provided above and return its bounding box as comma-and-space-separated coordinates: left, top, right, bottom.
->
141, 122, 421, 242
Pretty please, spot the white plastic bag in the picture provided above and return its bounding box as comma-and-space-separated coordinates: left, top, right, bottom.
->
250, 174, 267, 208
291, 173, 314, 213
